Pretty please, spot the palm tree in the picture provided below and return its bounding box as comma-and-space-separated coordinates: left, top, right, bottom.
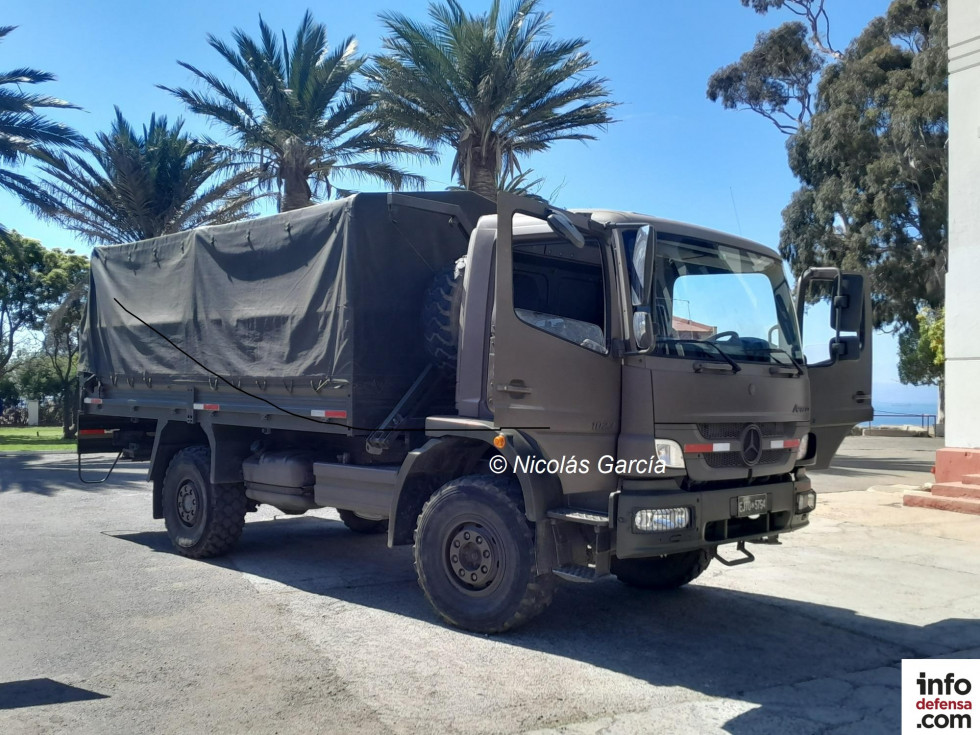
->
0, 25, 82, 231
370, 0, 617, 201
160, 11, 431, 212
40, 108, 257, 244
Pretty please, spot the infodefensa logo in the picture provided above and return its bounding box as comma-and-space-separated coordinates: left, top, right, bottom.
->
902, 660, 979, 733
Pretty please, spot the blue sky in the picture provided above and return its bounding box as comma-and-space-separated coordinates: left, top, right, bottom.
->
2, 0, 937, 411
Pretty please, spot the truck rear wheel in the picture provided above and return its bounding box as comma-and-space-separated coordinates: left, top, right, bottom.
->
337, 509, 388, 534
414, 475, 555, 633
611, 549, 711, 590
162, 446, 247, 559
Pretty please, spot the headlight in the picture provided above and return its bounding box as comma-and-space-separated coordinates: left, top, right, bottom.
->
796, 433, 809, 460
655, 439, 685, 469
634, 507, 691, 532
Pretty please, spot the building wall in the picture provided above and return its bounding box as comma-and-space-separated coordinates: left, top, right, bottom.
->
946, 0, 980, 448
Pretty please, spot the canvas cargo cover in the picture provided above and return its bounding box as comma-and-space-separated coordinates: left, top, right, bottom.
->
80, 191, 494, 425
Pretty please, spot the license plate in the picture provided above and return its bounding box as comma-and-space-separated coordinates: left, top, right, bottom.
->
736, 493, 768, 517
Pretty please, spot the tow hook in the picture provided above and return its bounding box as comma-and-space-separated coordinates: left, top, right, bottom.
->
711, 540, 756, 567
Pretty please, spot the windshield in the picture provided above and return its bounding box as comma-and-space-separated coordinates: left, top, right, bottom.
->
628, 231, 803, 366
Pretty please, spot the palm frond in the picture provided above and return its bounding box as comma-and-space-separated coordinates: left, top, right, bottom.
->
162, 12, 428, 208
38, 109, 258, 244
0, 26, 82, 227
371, 0, 618, 198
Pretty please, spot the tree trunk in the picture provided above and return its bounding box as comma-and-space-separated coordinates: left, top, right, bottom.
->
936, 380, 945, 430
280, 136, 313, 212
467, 161, 498, 202
61, 384, 74, 440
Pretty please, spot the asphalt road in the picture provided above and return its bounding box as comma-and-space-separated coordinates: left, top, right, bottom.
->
2, 438, 978, 734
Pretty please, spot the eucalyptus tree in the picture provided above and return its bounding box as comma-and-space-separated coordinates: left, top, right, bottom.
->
370, 0, 617, 200
708, 0, 948, 412
0, 25, 82, 231
40, 108, 256, 244
161, 11, 428, 211
708, 0, 948, 331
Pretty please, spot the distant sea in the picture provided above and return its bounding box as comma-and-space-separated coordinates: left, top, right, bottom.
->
867, 400, 940, 428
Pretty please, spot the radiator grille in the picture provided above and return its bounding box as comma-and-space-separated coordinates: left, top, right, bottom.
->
703, 449, 791, 469
697, 422, 794, 440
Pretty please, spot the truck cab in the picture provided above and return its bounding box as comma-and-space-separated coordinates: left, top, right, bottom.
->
414, 192, 871, 604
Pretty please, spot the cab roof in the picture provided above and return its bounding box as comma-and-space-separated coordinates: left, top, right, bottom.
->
477, 209, 782, 262
579, 208, 782, 261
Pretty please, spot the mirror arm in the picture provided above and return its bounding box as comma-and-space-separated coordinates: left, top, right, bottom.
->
795, 266, 842, 340
800, 266, 842, 281
621, 343, 657, 358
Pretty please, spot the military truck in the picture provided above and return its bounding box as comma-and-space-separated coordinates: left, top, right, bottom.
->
77, 190, 872, 633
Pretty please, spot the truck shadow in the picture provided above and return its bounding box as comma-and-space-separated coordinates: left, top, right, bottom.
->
0, 454, 146, 496
114, 516, 980, 733
822, 454, 936, 473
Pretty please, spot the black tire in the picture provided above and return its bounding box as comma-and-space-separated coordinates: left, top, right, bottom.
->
611, 549, 712, 590
162, 446, 247, 559
421, 263, 464, 372
338, 509, 388, 534
414, 474, 556, 634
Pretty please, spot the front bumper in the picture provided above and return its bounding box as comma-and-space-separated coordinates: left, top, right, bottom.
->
614, 474, 813, 559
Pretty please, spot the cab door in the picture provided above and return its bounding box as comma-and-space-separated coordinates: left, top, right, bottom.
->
490, 193, 621, 494
797, 269, 874, 469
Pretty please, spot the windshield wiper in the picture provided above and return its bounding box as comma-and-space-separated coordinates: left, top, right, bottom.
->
662, 338, 741, 373
767, 347, 804, 376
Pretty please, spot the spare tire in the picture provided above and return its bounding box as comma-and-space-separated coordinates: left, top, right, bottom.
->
421, 261, 465, 372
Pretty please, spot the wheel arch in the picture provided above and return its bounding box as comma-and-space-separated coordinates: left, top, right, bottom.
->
148, 420, 208, 519
149, 421, 259, 519
387, 429, 563, 546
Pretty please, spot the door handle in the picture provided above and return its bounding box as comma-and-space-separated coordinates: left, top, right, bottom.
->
852, 391, 871, 403
496, 381, 532, 397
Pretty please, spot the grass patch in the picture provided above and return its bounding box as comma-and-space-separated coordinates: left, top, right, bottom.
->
0, 426, 75, 452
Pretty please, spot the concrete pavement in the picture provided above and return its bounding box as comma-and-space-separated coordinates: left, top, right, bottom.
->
810, 435, 941, 493
1, 437, 977, 734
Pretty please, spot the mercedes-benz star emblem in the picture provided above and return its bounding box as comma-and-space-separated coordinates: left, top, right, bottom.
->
740, 424, 763, 466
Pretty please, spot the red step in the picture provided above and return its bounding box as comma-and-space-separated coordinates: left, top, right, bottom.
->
931, 482, 980, 500
962, 474, 980, 485
903, 490, 980, 515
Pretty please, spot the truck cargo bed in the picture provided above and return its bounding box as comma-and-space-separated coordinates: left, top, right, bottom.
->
79, 191, 494, 434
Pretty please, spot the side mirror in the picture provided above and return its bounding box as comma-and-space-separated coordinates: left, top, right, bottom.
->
630, 225, 655, 306
633, 310, 654, 352
796, 267, 866, 338
831, 273, 864, 333
830, 335, 860, 361
546, 212, 586, 249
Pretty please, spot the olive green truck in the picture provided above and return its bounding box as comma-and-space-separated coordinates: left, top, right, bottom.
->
78, 190, 872, 633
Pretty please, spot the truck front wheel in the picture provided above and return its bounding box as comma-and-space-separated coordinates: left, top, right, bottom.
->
414, 475, 555, 633
162, 446, 247, 559
611, 549, 712, 590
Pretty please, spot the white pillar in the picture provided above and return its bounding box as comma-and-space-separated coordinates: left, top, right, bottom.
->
937, 0, 980, 480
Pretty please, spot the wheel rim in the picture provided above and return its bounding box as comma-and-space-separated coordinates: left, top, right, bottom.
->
445, 521, 501, 592
176, 480, 201, 527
